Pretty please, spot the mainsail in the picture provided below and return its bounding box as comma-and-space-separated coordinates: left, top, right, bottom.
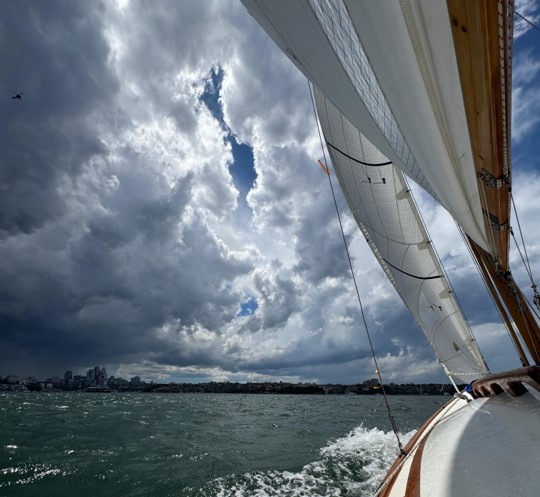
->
314, 88, 488, 383
241, 0, 540, 367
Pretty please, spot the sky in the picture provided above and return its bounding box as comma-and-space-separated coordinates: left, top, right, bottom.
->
1, 0, 539, 385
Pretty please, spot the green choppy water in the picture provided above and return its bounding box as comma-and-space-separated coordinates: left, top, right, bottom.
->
0, 392, 448, 496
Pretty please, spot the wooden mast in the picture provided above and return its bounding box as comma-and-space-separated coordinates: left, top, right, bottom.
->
447, 0, 512, 269
448, 0, 540, 363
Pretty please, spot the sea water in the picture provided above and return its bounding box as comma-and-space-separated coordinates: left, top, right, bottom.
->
0, 393, 447, 496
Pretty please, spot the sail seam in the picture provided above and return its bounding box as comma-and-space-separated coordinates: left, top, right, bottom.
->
326, 141, 392, 166
381, 257, 443, 280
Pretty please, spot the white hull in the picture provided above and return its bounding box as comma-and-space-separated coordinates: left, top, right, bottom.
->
377, 369, 540, 496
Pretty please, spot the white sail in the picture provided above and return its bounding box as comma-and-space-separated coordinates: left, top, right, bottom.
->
241, 0, 493, 254
314, 88, 489, 383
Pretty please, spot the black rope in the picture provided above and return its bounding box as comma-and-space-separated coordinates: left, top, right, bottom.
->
381, 256, 444, 280
515, 11, 540, 33
326, 141, 393, 167
308, 81, 406, 456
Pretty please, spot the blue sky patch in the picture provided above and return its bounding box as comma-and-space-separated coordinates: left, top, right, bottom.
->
237, 297, 258, 317
200, 67, 257, 207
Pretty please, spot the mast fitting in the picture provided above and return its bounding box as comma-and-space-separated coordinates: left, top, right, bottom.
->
483, 209, 509, 231
477, 168, 511, 190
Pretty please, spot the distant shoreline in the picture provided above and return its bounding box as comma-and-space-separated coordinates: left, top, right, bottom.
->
2, 381, 462, 395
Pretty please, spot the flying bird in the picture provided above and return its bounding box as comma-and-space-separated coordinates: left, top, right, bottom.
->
10, 89, 23, 100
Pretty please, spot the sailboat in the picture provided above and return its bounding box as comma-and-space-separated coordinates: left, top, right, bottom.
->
240, 1, 540, 495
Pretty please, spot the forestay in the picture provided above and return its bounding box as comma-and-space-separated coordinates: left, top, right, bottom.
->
314, 88, 489, 383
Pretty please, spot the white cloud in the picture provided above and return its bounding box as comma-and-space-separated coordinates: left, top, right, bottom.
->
512, 35, 540, 143
513, 50, 540, 86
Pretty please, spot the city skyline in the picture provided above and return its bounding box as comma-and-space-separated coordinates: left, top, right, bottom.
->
1, 367, 459, 396
1, 366, 144, 390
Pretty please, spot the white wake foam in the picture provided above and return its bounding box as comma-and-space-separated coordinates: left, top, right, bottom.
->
198, 425, 415, 497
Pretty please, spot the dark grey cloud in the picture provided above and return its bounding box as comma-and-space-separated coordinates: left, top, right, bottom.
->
0, 1, 255, 378
0, 0, 116, 237
252, 268, 298, 329
293, 205, 353, 284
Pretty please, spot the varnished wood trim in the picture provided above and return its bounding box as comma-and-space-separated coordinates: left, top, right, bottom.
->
404, 426, 431, 497
472, 365, 540, 397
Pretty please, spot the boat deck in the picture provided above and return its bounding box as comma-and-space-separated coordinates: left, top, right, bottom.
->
377, 371, 540, 496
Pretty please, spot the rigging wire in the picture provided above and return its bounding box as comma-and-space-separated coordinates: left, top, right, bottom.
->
515, 11, 540, 33
509, 199, 540, 358
511, 196, 535, 284
515, 292, 540, 359
510, 228, 535, 286
509, 230, 540, 321
308, 81, 406, 455
510, 194, 540, 314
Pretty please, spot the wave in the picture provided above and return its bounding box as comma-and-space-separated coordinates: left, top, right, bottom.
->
196, 425, 415, 497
